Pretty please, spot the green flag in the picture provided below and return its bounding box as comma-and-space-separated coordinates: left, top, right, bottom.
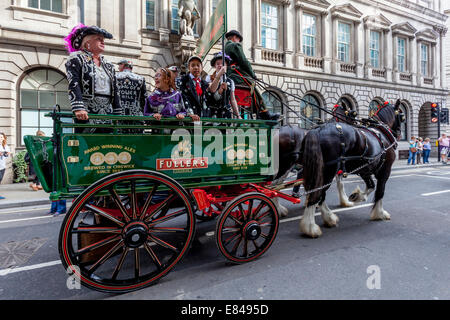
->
195, 0, 227, 60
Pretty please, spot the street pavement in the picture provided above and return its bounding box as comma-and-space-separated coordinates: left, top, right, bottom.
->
0, 162, 449, 300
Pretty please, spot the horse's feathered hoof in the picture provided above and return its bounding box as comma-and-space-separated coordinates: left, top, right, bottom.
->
323, 214, 339, 228
300, 221, 323, 238
340, 200, 355, 208
370, 209, 391, 221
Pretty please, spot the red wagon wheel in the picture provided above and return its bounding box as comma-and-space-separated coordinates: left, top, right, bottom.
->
215, 192, 279, 264
58, 170, 195, 293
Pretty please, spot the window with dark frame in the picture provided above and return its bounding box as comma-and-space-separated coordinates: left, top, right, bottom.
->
28, 0, 63, 13
19, 69, 71, 146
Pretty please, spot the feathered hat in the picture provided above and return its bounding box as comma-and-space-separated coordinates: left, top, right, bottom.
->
64, 23, 113, 53
210, 52, 232, 67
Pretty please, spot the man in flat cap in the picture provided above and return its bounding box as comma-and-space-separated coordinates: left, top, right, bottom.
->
116, 59, 148, 132
225, 30, 279, 121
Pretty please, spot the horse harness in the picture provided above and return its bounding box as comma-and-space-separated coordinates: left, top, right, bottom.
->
326, 120, 398, 178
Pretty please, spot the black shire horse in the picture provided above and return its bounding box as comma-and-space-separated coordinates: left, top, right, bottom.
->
298, 100, 404, 238
272, 103, 359, 216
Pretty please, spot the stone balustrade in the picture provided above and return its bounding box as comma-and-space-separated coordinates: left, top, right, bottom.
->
261, 49, 285, 64
304, 57, 324, 69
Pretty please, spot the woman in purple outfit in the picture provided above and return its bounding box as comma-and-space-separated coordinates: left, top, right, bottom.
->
144, 68, 199, 121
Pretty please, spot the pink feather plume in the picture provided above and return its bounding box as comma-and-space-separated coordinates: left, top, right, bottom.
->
64, 23, 87, 53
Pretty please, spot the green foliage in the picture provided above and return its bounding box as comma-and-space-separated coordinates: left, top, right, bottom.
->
12, 150, 28, 183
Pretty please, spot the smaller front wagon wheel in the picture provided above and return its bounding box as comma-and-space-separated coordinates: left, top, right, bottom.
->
215, 192, 279, 264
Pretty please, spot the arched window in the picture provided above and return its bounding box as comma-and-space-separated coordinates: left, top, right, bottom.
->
399, 102, 408, 141
369, 99, 384, 117
299, 94, 321, 129
262, 90, 283, 116
338, 97, 354, 111
19, 69, 70, 145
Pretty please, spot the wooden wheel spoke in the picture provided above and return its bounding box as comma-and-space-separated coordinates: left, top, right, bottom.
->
149, 227, 187, 233
85, 205, 125, 227
72, 226, 122, 234
147, 208, 185, 226
130, 180, 138, 220
76, 235, 121, 256
222, 226, 241, 234
242, 237, 249, 257
258, 222, 273, 228
143, 193, 176, 223
255, 208, 271, 221
252, 240, 261, 253
223, 231, 241, 247
252, 202, 266, 220
111, 247, 129, 280
144, 243, 163, 270
87, 240, 124, 274
246, 200, 254, 220
109, 187, 131, 223
227, 212, 243, 226
230, 235, 243, 254
238, 203, 246, 220
148, 235, 179, 253
134, 248, 140, 279
260, 232, 269, 240
139, 183, 160, 221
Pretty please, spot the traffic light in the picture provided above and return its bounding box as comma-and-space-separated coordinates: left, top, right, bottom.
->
431, 103, 439, 123
440, 108, 449, 124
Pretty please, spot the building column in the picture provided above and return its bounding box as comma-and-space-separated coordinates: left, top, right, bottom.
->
283, 0, 294, 68
323, 12, 332, 74
355, 21, 364, 78
410, 37, 417, 86
385, 29, 393, 82
123, 0, 140, 45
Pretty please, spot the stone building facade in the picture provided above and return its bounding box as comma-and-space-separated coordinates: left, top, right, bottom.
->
0, 0, 448, 182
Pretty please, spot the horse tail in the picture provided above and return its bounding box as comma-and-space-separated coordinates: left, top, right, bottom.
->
301, 129, 324, 205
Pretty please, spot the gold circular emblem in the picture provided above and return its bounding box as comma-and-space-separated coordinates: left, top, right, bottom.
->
227, 149, 236, 160
236, 149, 246, 160
90, 152, 105, 166
105, 152, 118, 165
118, 152, 132, 164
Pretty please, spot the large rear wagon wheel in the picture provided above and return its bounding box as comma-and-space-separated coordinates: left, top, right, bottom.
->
58, 170, 195, 293
215, 192, 279, 264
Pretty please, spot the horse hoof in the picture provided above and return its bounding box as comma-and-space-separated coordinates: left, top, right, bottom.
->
370, 210, 391, 221
323, 214, 339, 228
340, 200, 354, 208
300, 221, 322, 238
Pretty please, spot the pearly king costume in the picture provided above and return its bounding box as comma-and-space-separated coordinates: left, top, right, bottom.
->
64, 24, 122, 133
116, 60, 147, 117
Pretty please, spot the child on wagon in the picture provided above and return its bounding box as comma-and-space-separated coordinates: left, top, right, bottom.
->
144, 67, 199, 121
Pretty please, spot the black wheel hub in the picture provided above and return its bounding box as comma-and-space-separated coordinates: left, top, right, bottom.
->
244, 222, 261, 240
123, 223, 148, 248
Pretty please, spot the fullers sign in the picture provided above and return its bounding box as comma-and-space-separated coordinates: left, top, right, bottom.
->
195, 0, 227, 60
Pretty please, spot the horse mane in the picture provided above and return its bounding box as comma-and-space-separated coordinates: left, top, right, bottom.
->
372, 100, 398, 124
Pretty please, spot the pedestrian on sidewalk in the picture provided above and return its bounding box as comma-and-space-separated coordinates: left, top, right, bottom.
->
423, 137, 431, 164
438, 133, 449, 164
416, 137, 423, 164
25, 130, 45, 191
48, 199, 67, 217
0, 132, 11, 200
407, 136, 417, 165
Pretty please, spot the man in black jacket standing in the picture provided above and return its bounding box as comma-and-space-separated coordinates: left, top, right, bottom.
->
225, 30, 279, 121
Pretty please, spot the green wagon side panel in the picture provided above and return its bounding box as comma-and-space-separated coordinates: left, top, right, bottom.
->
60, 132, 275, 188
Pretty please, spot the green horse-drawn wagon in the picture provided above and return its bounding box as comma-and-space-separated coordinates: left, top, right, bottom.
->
24, 110, 300, 293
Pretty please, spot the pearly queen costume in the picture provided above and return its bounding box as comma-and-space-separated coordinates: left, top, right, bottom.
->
64, 24, 122, 133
